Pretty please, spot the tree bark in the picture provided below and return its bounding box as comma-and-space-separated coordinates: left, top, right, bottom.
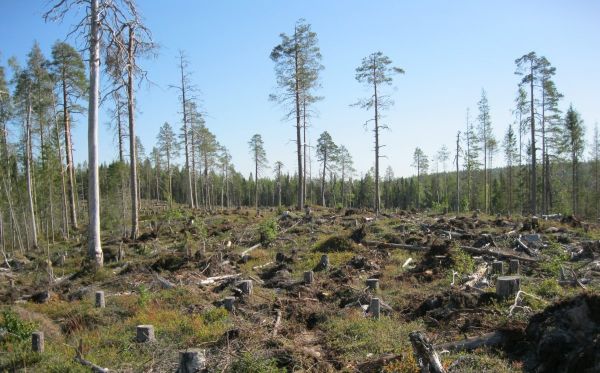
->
294, 25, 303, 210
87, 0, 103, 267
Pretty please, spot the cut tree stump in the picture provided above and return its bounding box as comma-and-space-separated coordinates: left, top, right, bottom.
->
223, 297, 235, 312
95, 291, 105, 308
319, 254, 329, 270
239, 280, 253, 295
304, 270, 314, 285
178, 348, 206, 373
32, 331, 44, 352
136, 325, 155, 343
409, 331, 446, 373
508, 259, 520, 275
366, 278, 379, 291
496, 276, 520, 299
492, 261, 504, 275
369, 297, 381, 319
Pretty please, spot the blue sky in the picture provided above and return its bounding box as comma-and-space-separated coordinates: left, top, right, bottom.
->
1, 1, 599, 177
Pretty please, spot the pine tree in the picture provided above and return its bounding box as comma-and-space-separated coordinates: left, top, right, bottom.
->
353, 52, 404, 215
477, 89, 493, 213
51, 41, 87, 231
157, 122, 179, 204
337, 145, 355, 208
503, 123, 518, 214
316, 131, 338, 207
248, 134, 268, 212
562, 105, 585, 215
270, 19, 323, 210
412, 147, 429, 209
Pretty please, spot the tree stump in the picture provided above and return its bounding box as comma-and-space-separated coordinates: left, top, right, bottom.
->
178, 348, 206, 373
369, 297, 381, 319
508, 259, 520, 275
366, 278, 379, 291
303, 270, 314, 285
318, 254, 329, 270
239, 280, 253, 295
492, 261, 504, 275
136, 325, 155, 343
32, 331, 44, 353
496, 276, 520, 299
95, 290, 105, 308
223, 297, 235, 312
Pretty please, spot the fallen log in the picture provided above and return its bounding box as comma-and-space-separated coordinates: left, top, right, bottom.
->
198, 273, 240, 286
364, 240, 538, 262
435, 331, 506, 352
74, 355, 110, 373
241, 243, 261, 257
409, 331, 446, 373
152, 272, 176, 289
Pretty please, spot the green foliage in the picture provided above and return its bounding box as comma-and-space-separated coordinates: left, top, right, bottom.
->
137, 285, 152, 308
229, 352, 284, 373
324, 311, 421, 359
451, 247, 475, 276
534, 278, 563, 299
0, 308, 38, 342
258, 218, 277, 245
539, 242, 570, 276
202, 307, 229, 325
315, 235, 355, 252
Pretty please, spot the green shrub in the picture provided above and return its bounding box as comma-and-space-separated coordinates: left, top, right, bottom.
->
315, 235, 355, 252
137, 285, 152, 308
258, 219, 277, 245
452, 247, 475, 276
0, 308, 37, 342
229, 352, 284, 373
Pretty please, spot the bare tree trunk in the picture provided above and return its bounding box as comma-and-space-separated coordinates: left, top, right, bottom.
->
63, 77, 78, 229
127, 25, 139, 240
373, 58, 381, 215
294, 26, 303, 210
87, 0, 103, 266
178, 53, 194, 209
53, 94, 69, 238
321, 151, 327, 207
529, 62, 537, 215
25, 98, 38, 250
456, 131, 460, 213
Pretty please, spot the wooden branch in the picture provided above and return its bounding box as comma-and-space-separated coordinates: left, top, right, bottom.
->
362, 240, 428, 251
409, 331, 446, 373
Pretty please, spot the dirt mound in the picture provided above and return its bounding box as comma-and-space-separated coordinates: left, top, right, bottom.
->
524, 294, 600, 373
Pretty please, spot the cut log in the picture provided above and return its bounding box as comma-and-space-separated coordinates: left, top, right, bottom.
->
409, 331, 446, 373
496, 276, 520, 299
178, 348, 206, 373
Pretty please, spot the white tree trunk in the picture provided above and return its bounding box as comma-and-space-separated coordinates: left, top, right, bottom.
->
87, 0, 103, 267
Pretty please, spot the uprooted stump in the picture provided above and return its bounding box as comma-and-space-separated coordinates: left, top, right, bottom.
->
178, 348, 206, 373
524, 294, 600, 372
